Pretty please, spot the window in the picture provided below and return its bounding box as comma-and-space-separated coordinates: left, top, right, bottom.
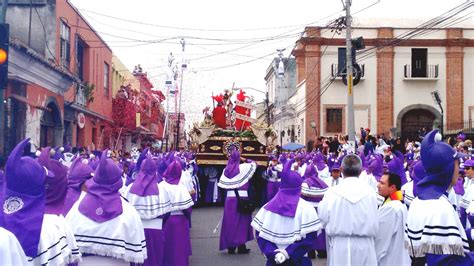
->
411, 48, 428, 77
104, 62, 110, 98
75, 36, 86, 80
337, 47, 356, 76
60, 21, 70, 67
326, 108, 343, 133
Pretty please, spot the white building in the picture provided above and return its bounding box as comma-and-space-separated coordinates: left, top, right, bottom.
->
279, 18, 474, 147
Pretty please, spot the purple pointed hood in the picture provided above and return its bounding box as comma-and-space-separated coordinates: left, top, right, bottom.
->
410, 160, 426, 197
51, 147, 64, 161
37, 147, 68, 215
277, 154, 288, 179
417, 130, 457, 200
327, 153, 337, 171
453, 176, 465, 196
387, 151, 407, 185
63, 144, 72, 153
130, 154, 159, 196
264, 159, 302, 217
405, 151, 415, 164
313, 153, 326, 171
126, 148, 149, 186
278, 154, 287, 165
224, 148, 240, 178
62, 156, 93, 215
88, 156, 100, 170
79, 150, 123, 223
157, 156, 168, 178
163, 159, 183, 185
304, 163, 328, 189
368, 154, 384, 181
1, 138, 46, 257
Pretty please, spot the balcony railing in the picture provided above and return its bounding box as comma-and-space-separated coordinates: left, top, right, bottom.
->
331, 64, 365, 79
441, 120, 474, 135
75, 84, 87, 106
404, 64, 439, 79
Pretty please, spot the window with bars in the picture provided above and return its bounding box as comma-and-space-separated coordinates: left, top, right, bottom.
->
60, 21, 70, 68
104, 62, 110, 98
326, 108, 343, 133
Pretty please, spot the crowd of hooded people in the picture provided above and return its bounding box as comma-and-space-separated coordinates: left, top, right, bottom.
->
0, 139, 197, 265
1, 128, 474, 265
220, 129, 474, 265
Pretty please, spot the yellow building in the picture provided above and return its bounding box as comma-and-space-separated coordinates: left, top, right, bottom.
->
111, 55, 140, 97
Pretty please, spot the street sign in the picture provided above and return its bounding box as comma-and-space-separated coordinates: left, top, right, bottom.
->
77, 113, 86, 129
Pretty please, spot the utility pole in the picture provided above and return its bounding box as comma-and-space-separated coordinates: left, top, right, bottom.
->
164, 52, 175, 152
0, 0, 8, 157
345, 0, 356, 147
175, 38, 185, 151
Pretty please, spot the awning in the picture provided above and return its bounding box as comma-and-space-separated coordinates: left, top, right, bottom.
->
69, 102, 114, 123
282, 142, 305, 151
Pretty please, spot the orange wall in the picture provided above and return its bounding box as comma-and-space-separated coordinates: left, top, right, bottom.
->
56, 0, 113, 120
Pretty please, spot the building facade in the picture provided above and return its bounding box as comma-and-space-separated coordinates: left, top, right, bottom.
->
2, 0, 166, 156
133, 66, 166, 147
3, 0, 76, 155
289, 21, 474, 146
58, 0, 114, 150
167, 112, 186, 151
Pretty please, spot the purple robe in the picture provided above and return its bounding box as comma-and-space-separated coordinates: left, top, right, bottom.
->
131, 228, 164, 266
163, 209, 191, 266
219, 182, 254, 250
265, 167, 280, 203
256, 231, 316, 266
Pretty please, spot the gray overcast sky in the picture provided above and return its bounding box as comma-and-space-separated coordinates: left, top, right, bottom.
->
70, 0, 471, 127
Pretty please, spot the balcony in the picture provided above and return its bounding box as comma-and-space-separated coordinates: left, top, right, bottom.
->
331, 64, 365, 80
404, 64, 439, 80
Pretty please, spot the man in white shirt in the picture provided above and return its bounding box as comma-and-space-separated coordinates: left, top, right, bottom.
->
318, 154, 379, 266
375, 172, 410, 265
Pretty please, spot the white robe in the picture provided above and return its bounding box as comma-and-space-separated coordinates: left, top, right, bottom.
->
318, 177, 379, 266
359, 170, 378, 191
316, 166, 330, 180
401, 181, 415, 207
29, 214, 81, 265
180, 170, 196, 195
0, 227, 28, 266
375, 199, 410, 266
405, 195, 469, 257
325, 176, 341, 187
66, 193, 147, 264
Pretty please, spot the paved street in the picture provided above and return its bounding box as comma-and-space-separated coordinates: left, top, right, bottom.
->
190, 206, 327, 266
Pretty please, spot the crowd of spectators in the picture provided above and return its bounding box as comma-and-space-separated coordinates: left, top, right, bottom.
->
313, 127, 472, 157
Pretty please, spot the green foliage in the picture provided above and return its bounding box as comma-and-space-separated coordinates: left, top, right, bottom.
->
83, 82, 95, 104
211, 129, 257, 139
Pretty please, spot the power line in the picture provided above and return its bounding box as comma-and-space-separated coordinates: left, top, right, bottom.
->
78, 8, 345, 33
31, 0, 58, 62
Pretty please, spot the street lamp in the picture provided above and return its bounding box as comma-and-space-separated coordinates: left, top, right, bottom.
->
431, 90, 443, 135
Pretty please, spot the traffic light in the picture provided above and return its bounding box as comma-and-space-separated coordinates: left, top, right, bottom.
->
0, 23, 9, 90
